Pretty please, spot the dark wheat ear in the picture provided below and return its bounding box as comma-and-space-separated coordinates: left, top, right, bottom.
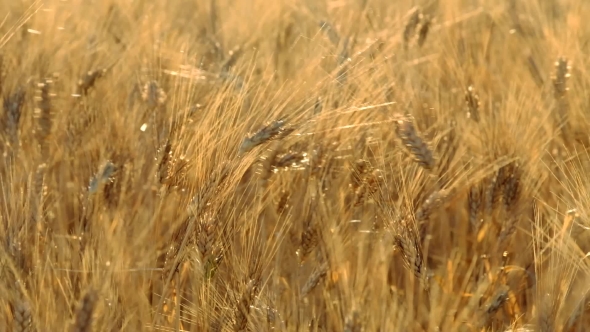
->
343, 310, 361, 332
75, 68, 107, 96
239, 119, 292, 155
301, 262, 329, 296
34, 77, 54, 158
552, 57, 570, 99
552, 57, 571, 141
141, 80, 167, 109
314, 96, 323, 114
403, 8, 422, 47
70, 290, 98, 332
394, 115, 435, 170
88, 161, 117, 194
478, 285, 510, 329
393, 218, 429, 290
415, 189, 451, 222
12, 299, 32, 332
221, 45, 243, 73
565, 292, 590, 330
318, 20, 341, 46
416, 14, 431, 47
468, 184, 483, 229
3, 88, 25, 150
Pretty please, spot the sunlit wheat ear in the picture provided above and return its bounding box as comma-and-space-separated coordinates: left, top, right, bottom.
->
74, 68, 107, 96
350, 159, 382, 206
239, 119, 292, 155
353, 169, 383, 207
12, 299, 32, 332
465, 85, 481, 122
196, 213, 224, 278
141, 80, 167, 108
394, 116, 435, 170
234, 278, 261, 332
70, 290, 97, 332
301, 262, 329, 296
3, 88, 25, 150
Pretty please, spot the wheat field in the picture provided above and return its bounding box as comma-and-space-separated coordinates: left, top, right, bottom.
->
1, 0, 590, 331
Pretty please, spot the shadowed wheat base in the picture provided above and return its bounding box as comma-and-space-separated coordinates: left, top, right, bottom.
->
1, 0, 590, 331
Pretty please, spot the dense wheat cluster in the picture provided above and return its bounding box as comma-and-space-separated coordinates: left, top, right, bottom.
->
2, 0, 590, 331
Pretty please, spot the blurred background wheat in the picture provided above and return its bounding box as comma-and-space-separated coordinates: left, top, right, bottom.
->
1, 0, 590, 331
